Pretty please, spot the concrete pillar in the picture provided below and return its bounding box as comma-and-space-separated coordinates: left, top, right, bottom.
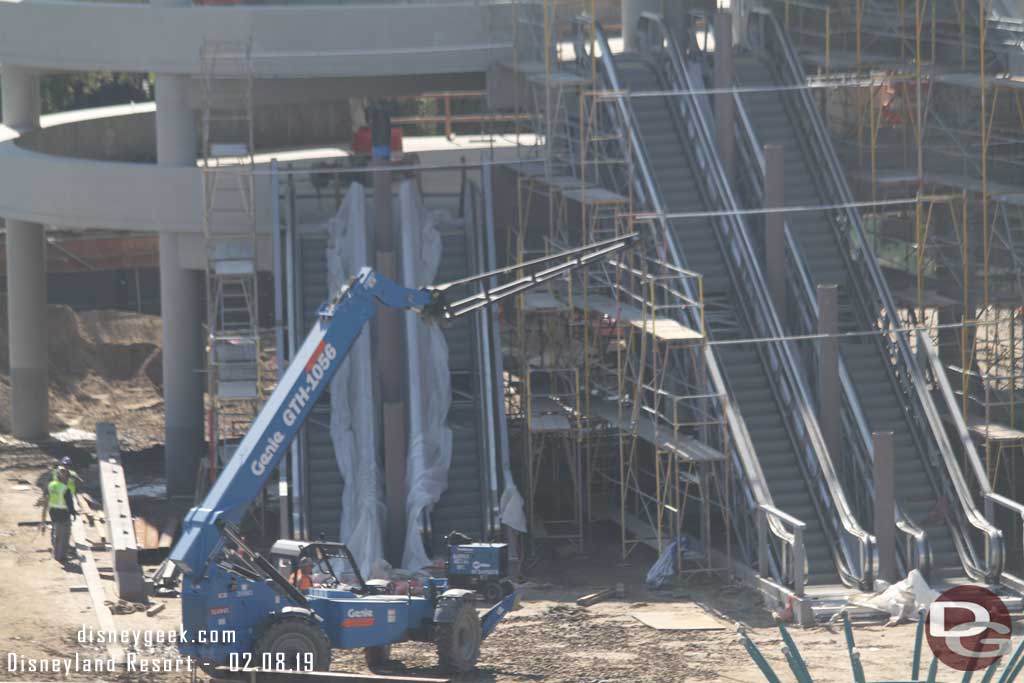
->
2, 66, 48, 439
1, 66, 42, 130
817, 284, 840, 466
713, 11, 736, 180
155, 72, 204, 495
764, 144, 786, 316
873, 431, 898, 586
622, 0, 662, 51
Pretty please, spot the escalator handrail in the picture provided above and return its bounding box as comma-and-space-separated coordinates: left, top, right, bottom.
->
729, 81, 930, 581
573, 15, 800, 589
918, 329, 1022, 568
752, 6, 1003, 581
639, 11, 873, 589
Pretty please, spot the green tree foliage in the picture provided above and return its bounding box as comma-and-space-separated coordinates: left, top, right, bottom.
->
0, 72, 154, 116
40, 72, 153, 114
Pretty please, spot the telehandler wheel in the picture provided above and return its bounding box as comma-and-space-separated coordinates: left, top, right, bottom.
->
364, 644, 391, 670
435, 601, 481, 673
254, 618, 331, 672
481, 580, 504, 605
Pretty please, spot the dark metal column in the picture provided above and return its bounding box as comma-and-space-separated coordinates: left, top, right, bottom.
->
370, 106, 407, 566
817, 284, 840, 466
764, 144, 786, 316
873, 431, 897, 585
713, 11, 736, 180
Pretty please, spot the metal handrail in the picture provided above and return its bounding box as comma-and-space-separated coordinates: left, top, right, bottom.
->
638, 11, 872, 589
573, 15, 802, 592
750, 6, 1004, 582
918, 330, 1021, 574
759, 504, 806, 595
729, 80, 929, 581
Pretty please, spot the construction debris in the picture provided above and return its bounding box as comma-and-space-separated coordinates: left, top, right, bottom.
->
576, 583, 624, 607
145, 602, 165, 617
630, 605, 727, 631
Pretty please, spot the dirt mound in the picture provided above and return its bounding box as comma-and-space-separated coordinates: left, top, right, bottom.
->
0, 304, 165, 444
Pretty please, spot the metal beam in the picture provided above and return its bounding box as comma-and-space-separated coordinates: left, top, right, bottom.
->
96, 422, 147, 602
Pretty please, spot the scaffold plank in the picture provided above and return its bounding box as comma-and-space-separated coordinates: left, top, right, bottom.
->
629, 318, 703, 342
589, 400, 724, 463
560, 187, 627, 205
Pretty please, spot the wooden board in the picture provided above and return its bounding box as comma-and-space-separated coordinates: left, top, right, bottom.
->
630, 607, 727, 631
71, 515, 126, 662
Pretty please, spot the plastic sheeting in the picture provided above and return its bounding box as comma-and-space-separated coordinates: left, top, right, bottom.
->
849, 569, 939, 624
326, 183, 385, 578
399, 179, 454, 573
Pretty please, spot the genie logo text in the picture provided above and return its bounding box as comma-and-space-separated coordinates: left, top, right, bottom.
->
926, 585, 1011, 671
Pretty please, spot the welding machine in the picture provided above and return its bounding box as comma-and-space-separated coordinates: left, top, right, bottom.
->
445, 533, 514, 604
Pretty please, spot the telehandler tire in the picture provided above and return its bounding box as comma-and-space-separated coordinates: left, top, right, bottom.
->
254, 617, 331, 672
364, 644, 391, 670
435, 601, 481, 673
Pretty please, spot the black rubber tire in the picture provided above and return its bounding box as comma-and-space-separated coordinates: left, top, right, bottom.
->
481, 580, 504, 605
253, 617, 331, 672
364, 644, 391, 670
435, 602, 482, 673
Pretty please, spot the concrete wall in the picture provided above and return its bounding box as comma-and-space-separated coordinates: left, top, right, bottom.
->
0, 1, 516, 77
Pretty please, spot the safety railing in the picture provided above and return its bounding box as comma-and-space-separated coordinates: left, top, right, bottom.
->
571, 16, 808, 593
917, 331, 1024, 575
729, 75, 928, 581
759, 504, 807, 596
749, 6, 1004, 582
638, 11, 873, 590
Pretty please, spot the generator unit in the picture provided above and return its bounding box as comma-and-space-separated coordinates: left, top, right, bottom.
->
446, 541, 513, 604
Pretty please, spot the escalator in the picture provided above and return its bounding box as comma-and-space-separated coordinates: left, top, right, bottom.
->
733, 9, 1006, 583
585, 14, 872, 594
294, 184, 502, 551
617, 55, 839, 584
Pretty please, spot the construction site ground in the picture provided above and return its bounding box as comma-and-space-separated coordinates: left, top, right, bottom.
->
0, 307, 1007, 682
0, 442, 987, 683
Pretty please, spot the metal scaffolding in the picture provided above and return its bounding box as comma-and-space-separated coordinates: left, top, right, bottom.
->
760, 0, 1024, 515
506, 2, 732, 578
199, 38, 262, 495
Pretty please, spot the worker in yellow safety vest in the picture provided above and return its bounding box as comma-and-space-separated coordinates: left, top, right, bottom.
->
50, 456, 82, 496
42, 461, 77, 566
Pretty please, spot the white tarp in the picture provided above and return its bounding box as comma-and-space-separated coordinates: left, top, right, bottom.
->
399, 179, 454, 572
326, 183, 385, 577
834, 569, 939, 626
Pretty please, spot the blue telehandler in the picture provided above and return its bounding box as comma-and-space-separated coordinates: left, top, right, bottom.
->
167, 233, 637, 674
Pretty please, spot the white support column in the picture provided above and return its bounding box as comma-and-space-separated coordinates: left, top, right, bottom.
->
622, 0, 662, 51
155, 71, 204, 495
2, 65, 48, 439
